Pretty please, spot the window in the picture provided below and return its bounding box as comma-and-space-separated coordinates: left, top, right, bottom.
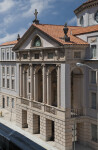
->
74, 52, 81, 59
23, 54, 28, 59
91, 45, 96, 58
33, 36, 41, 47
28, 82, 30, 93
7, 52, 9, 60
2, 78, 5, 87
91, 92, 96, 109
28, 68, 30, 76
35, 54, 39, 59
12, 98, 14, 108
48, 53, 53, 59
91, 71, 96, 84
2, 67, 5, 75
7, 79, 10, 88
12, 52, 14, 60
80, 16, 84, 26
12, 80, 15, 90
2, 52, 5, 60
11, 67, 15, 75
7, 67, 9, 75
7, 97, 9, 107
94, 11, 98, 23
91, 124, 97, 142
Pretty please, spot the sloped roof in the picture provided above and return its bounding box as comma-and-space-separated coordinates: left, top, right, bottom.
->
74, 0, 98, 15
72, 25, 98, 35
0, 40, 18, 46
33, 24, 88, 45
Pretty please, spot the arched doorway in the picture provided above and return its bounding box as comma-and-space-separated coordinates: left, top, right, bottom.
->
71, 68, 83, 116
51, 69, 57, 107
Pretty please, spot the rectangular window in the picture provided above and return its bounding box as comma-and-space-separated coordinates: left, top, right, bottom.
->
48, 53, 53, 59
91, 92, 96, 109
2, 67, 5, 75
11, 67, 15, 75
91, 71, 96, 84
74, 52, 81, 59
7, 67, 9, 75
7, 97, 9, 107
12, 52, 14, 60
35, 54, 39, 59
2, 78, 5, 87
12, 98, 14, 108
28, 82, 30, 93
23, 54, 28, 59
7, 79, 10, 88
12, 80, 15, 90
7, 52, 9, 60
91, 45, 96, 58
91, 124, 97, 142
28, 68, 30, 76
3, 52, 4, 60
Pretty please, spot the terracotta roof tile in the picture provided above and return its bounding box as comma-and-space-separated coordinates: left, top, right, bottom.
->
33, 24, 88, 45
0, 40, 18, 46
72, 25, 98, 35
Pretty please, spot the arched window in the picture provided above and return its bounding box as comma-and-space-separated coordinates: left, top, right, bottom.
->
95, 11, 98, 23
33, 36, 41, 47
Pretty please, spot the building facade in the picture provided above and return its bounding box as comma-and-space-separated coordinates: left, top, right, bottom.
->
0, 0, 98, 150
0, 40, 19, 113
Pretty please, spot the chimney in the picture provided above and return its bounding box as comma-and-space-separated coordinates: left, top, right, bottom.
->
63, 23, 70, 42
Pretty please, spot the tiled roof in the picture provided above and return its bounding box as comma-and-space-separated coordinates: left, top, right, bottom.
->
74, 0, 98, 14
33, 24, 88, 45
0, 40, 17, 46
72, 25, 98, 35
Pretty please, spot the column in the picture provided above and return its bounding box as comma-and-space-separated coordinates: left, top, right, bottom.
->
47, 68, 51, 105
34, 67, 38, 101
57, 64, 60, 108
23, 68, 25, 98
30, 64, 34, 100
19, 64, 22, 97
42, 64, 47, 103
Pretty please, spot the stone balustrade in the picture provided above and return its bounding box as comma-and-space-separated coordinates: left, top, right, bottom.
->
71, 108, 83, 118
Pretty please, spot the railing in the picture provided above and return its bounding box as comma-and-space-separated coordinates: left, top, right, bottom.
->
45, 105, 57, 115
71, 108, 83, 118
31, 101, 42, 110
21, 98, 29, 106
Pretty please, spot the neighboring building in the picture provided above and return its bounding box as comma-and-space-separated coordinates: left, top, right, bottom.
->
0, 0, 98, 150
0, 40, 19, 113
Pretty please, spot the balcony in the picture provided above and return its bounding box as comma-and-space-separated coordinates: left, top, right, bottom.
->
45, 105, 57, 115
71, 108, 83, 118
21, 98, 29, 106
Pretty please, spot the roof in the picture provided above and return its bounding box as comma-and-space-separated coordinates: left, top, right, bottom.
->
13, 24, 89, 51
0, 40, 18, 46
32, 24, 88, 45
72, 25, 98, 35
74, 0, 98, 15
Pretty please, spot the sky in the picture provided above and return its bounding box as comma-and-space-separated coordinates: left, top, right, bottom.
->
0, 0, 87, 44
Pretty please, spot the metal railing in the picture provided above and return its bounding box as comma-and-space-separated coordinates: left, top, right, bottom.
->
71, 108, 83, 118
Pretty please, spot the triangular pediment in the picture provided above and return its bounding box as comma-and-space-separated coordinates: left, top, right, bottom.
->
13, 25, 60, 51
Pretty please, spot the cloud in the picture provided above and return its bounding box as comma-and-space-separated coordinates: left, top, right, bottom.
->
22, 0, 55, 17
68, 16, 77, 25
0, 0, 14, 13
0, 28, 26, 44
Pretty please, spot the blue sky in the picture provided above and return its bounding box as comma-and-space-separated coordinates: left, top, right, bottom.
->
0, 0, 86, 44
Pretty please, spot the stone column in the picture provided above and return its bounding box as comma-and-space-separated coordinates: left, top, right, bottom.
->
47, 68, 51, 105
30, 64, 34, 100
23, 68, 25, 98
19, 64, 22, 97
57, 64, 60, 108
34, 67, 38, 101
42, 64, 47, 103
